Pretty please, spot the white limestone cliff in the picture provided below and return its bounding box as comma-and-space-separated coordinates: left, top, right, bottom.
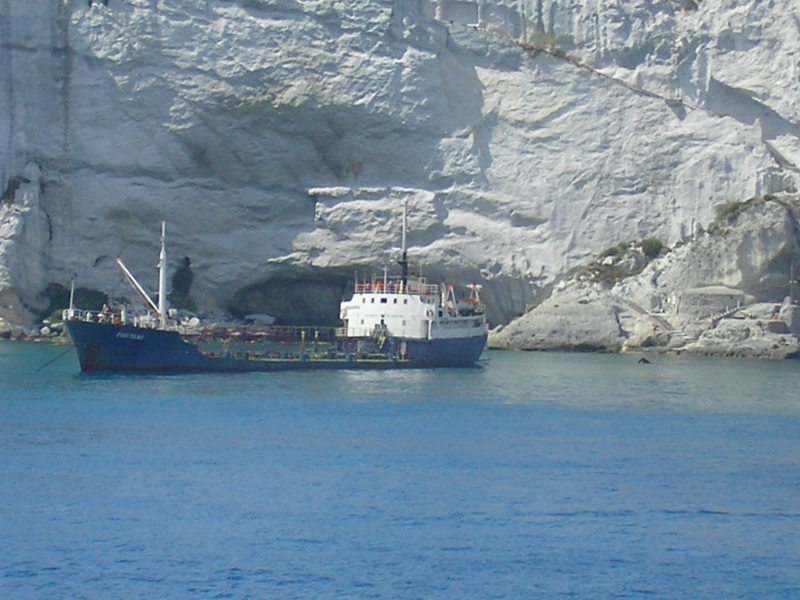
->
1, 0, 799, 328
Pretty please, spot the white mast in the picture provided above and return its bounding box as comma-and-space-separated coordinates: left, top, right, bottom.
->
398, 199, 409, 291
68, 278, 75, 310
158, 221, 168, 330
401, 199, 407, 255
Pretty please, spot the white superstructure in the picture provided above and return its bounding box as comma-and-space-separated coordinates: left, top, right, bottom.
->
340, 202, 486, 342
339, 277, 486, 341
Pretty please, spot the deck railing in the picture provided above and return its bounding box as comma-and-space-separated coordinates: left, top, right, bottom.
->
62, 309, 344, 341
62, 308, 172, 330
355, 281, 439, 296
62, 308, 128, 325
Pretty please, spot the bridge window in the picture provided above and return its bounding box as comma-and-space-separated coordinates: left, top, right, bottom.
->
381, 298, 387, 304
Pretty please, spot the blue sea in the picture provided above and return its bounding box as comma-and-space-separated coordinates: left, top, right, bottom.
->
2, 341, 800, 599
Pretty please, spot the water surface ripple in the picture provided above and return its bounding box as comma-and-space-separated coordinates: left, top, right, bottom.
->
2, 343, 800, 598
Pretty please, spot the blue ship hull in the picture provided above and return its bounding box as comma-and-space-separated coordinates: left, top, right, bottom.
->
64, 321, 486, 373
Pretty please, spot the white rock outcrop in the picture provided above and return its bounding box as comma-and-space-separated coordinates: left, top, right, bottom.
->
1, 0, 799, 326
0, 163, 51, 327
489, 194, 800, 358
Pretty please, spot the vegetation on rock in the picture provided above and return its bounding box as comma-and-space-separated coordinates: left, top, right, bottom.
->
168, 256, 197, 312
585, 238, 666, 287
641, 237, 663, 259
41, 284, 107, 322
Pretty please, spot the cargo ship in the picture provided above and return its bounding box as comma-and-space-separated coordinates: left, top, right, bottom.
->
63, 213, 487, 373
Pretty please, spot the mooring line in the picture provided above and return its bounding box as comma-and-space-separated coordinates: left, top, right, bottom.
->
35, 346, 74, 372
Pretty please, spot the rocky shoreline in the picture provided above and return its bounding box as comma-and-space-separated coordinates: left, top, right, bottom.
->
488, 293, 800, 360
14, 314, 799, 361
0, 320, 70, 344
488, 194, 800, 361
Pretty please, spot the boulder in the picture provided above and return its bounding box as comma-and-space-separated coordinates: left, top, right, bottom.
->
488, 289, 626, 352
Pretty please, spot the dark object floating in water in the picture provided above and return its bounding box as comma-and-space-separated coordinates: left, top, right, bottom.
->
638, 357, 651, 364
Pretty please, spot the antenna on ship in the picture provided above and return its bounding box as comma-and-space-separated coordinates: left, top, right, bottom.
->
158, 221, 167, 330
397, 199, 409, 289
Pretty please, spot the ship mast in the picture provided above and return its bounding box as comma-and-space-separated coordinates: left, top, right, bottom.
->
158, 221, 167, 330
114, 222, 169, 324
397, 200, 408, 289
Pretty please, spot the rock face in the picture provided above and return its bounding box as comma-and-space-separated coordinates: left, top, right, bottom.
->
1, 0, 799, 327
489, 287, 627, 351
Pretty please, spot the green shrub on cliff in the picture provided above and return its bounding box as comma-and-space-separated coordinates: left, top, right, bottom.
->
40, 284, 107, 322
715, 200, 748, 222
641, 238, 663, 259
168, 256, 197, 312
